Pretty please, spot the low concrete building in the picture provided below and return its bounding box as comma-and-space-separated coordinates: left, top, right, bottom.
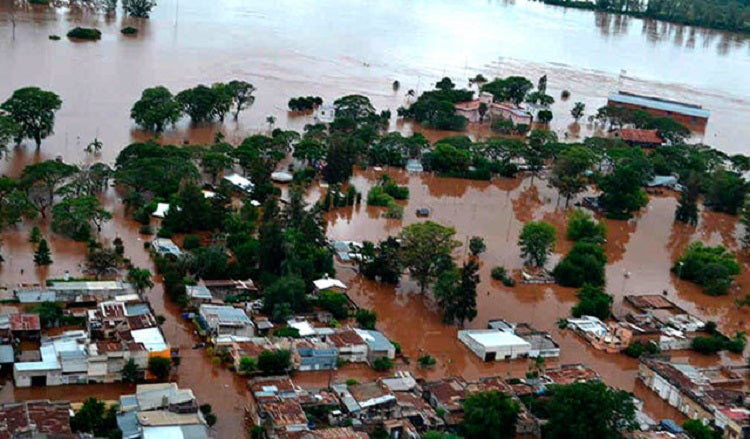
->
186, 285, 213, 306
117, 383, 206, 439
354, 329, 396, 364
293, 338, 338, 371
199, 304, 254, 340
423, 377, 468, 426
487, 320, 560, 358
9, 314, 41, 341
328, 329, 368, 363
201, 279, 257, 301
458, 329, 531, 361
223, 173, 254, 194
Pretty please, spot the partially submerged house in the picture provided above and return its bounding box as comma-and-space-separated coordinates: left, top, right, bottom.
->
617, 128, 664, 147
621, 295, 706, 350
328, 329, 368, 363
607, 91, 710, 131
117, 383, 207, 439
567, 315, 632, 354
487, 319, 560, 358
639, 358, 749, 434
457, 329, 531, 361
198, 304, 254, 341
454, 92, 533, 125
354, 329, 396, 364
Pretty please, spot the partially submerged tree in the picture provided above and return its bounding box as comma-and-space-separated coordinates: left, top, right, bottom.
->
543, 381, 637, 439
130, 86, 182, 133
34, 238, 52, 266
52, 196, 111, 241
518, 221, 556, 267
21, 160, 78, 218
1, 87, 62, 148
124, 0, 157, 18
127, 267, 154, 294
461, 391, 519, 439
398, 221, 461, 293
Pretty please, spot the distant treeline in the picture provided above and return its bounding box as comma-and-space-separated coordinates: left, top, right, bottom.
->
541, 0, 750, 34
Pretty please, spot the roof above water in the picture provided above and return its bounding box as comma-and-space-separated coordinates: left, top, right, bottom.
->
608, 92, 710, 119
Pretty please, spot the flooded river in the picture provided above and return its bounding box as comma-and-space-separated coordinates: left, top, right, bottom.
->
2, 0, 750, 436
2, 0, 750, 162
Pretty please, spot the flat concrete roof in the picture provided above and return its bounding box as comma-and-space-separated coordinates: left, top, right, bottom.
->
460, 330, 531, 349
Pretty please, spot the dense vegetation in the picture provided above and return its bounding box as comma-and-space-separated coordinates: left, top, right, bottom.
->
66, 27, 102, 40
673, 242, 740, 295
542, 0, 750, 34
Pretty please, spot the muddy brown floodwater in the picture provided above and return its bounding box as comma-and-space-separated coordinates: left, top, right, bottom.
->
321, 169, 750, 423
2, 0, 750, 436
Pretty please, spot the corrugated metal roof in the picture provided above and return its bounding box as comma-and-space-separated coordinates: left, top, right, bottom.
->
608, 92, 710, 118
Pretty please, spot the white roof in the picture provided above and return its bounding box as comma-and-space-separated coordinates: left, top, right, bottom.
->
186, 285, 213, 300
271, 171, 293, 183
224, 173, 254, 192
201, 190, 216, 199
313, 278, 347, 291
287, 319, 316, 337
131, 327, 169, 352
459, 329, 531, 349
152, 203, 170, 218
115, 294, 141, 303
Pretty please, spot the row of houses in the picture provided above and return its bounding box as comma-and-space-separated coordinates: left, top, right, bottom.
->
213, 324, 396, 373
247, 364, 601, 438
639, 358, 749, 438
12, 297, 171, 387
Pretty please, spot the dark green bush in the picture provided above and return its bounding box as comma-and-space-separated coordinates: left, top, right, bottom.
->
67, 27, 102, 41
121, 26, 138, 35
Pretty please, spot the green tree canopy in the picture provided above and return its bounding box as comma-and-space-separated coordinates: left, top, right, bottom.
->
461, 391, 519, 439
52, 196, 111, 241
1, 87, 62, 148
148, 356, 172, 381
398, 221, 461, 293
130, 86, 182, 133
518, 221, 556, 267
543, 381, 637, 439
571, 284, 613, 320
673, 242, 740, 296
258, 349, 291, 375
549, 145, 595, 206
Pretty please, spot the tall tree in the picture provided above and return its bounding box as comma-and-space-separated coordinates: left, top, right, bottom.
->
125, 0, 157, 18
127, 267, 154, 294
461, 391, 519, 439
571, 102, 586, 122
399, 221, 461, 293
148, 357, 171, 381
122, 358, 139, 384
130, 86, 182, 133
1, 87, 62, 148
599, 147, 652, 219
518, 221, 556, 267
201, 151, 233, 185
543, 381, 637, 439
52, 196, 111, 241
34, 238, 52, 266
0, 114, 18, 158
0, 177, 36, 230
21, 160, 78, 218
227, 80, 256, 121
85, 247, 120, 279
523, 129, 558, 182
549, 145, 595, 206
434, 259, 479, 327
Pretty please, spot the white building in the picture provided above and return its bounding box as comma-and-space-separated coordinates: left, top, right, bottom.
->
223, 173, 254, 194
458, 329, 531, 361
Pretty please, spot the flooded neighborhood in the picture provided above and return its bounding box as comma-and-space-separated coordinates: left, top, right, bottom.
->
1, 0, 750, 438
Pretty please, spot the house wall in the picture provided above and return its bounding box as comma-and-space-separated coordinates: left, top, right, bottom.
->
606, 101, 708, 130
337, 345, 368, 363
638, 364, 713, 423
